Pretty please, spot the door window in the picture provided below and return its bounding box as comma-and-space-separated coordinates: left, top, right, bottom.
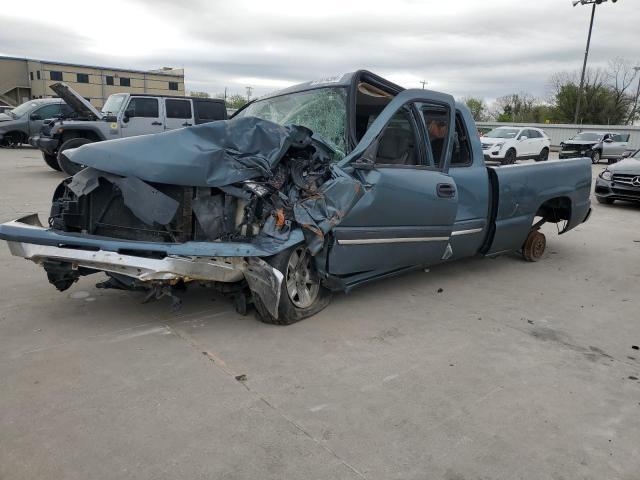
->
611, 134, 628, 142
451, 112, 472, 167
34, 104, 61, 119
165, 99, 192, 118
528, 129, 541, 138
421, 104, 451, 168
375, 108, 419, 166
126, 98, 159, 118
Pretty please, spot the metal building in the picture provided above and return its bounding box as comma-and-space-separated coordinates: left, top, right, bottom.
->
0, 55, 185, 108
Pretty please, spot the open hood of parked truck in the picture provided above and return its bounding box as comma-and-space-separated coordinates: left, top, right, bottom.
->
49, 82, 103, 120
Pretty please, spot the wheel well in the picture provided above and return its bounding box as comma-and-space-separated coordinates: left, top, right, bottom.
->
61, 130, 101, 143
535, 196, 571, 224
4, 130, 28, 143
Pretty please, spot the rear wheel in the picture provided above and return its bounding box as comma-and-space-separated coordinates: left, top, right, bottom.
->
596, 197, 614, 205
537, 147, 549, 162
254, 245, 332, 325
42, 151, 62, 171
57, 137, 93, 175
522, 230, 546, 262
591, 150, 601, 164
503, 148, 516, 165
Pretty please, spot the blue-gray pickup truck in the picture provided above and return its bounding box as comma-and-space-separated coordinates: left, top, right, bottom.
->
0, 71, 592, 324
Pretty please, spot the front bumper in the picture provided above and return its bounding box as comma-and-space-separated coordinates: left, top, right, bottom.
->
481, 146, 505, 160
595, 177, 640, 202
29, 135, 60, 155
0, 214, 291, 317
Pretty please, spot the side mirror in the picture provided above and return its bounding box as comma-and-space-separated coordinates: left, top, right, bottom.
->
622, 150, 632, 158
519, 135, 528, 141
123, 109, 135, 122
103, 114, 117, 122
30, 113, 42, 121
604, 138, 614, 143
352, 160, 375, 171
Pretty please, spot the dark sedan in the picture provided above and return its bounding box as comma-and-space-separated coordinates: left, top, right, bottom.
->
595, 149, 640, 204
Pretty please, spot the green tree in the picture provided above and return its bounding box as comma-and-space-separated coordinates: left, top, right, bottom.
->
227, 94, 248, 109
461, 96, 487, 121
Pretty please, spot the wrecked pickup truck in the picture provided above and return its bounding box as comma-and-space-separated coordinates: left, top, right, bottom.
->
0, 71, 592, 324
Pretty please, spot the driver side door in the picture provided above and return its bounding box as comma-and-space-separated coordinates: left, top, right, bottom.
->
328, 90, 459, 278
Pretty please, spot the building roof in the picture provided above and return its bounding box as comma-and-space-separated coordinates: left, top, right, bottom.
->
0, 55, 184, 77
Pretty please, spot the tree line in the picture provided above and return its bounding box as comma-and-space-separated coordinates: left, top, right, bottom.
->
188, 91, 249, 109
461, 57, 640, 125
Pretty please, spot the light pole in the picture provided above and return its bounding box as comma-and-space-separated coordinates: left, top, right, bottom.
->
572, 0, 619, 125
631, 66, 640, 125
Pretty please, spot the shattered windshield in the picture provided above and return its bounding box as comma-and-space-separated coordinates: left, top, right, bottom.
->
236, 87, 348, 158
485, 128, 520, 139
102, 94, 127, 115
571, 132, 603, 142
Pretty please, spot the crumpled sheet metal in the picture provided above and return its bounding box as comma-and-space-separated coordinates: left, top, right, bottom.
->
292, 168, 363, 254
65, 117, 313, 188
68, 167, 179, 226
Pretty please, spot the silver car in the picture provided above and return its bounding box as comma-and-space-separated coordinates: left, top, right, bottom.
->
0, 99, 73, 147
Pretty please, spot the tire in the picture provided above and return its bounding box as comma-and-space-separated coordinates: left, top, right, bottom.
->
57, 137, 93, 175
42, 151, 62, 171
537, 148, 549, 162
596, 197, 614, 205
503, 149, 516, 165
522, 230, 546, 262
1, 132, 23, 148
254, 245, 332, 325
591, 150, 601, 164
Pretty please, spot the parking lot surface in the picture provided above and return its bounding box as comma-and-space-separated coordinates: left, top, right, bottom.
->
1, 147, 639, 480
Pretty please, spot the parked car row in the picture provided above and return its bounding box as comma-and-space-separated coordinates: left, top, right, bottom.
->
559, 131, 630, 164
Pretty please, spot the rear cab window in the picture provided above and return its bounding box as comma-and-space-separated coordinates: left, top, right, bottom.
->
194, 100, 226, 124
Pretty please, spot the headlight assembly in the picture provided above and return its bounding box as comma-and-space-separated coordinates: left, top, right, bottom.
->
600, 170, 612, 181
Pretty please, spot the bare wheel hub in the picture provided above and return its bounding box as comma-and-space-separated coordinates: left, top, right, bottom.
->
285, 247, 320, 309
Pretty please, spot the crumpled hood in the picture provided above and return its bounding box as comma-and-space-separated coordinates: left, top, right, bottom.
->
65, 116, 315, 188
607, 157, 640, 175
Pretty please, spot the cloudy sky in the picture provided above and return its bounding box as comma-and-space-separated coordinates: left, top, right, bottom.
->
1, 0, 639, 101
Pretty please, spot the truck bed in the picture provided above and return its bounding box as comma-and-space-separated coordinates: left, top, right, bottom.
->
484, 157, 592, 255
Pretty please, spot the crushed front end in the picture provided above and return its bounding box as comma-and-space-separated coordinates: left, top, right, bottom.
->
0, 117, 363, 319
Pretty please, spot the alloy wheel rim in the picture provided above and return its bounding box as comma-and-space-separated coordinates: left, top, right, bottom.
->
285, 247, 320, 309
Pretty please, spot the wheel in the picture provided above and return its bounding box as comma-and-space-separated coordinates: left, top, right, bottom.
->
57, 137, 93, 175
522, 230, 546, 262
503, 149, 516, 165
254, 245, 332, 325
591, 150, 601, 164
537, 148, 549, 162
1, 132, 23, 148
42, 151, 62, 171
596, 197, 614, 205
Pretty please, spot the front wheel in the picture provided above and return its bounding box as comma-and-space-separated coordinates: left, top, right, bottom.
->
537, 148, 549, 162
57, 137, 93, 175
254, 245, 332, 325
503, 149, 516, 165
42, 151, 62, 171
591, 150, 601, 164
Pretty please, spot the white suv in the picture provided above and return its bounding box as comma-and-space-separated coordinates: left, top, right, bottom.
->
481, 127, 551, 164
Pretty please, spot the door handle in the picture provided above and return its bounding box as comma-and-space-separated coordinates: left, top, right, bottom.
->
182, 122, 192, 127
152, 121, 162, 126
437, 183, 456, 198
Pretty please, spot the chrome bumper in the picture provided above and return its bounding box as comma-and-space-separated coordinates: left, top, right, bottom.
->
6, 240, 247, 283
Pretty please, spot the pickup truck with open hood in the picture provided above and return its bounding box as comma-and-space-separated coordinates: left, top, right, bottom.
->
0, 71, 592, 324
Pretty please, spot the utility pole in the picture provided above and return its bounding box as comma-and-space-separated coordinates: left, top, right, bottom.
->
420, 80, 427, 89
630, 66, 640, 125
246, 86, 253, 102
224, 86, 227, 103
572, 0, 619, 125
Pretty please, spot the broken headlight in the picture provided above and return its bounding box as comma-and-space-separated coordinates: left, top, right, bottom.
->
600, 170, 612, 181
